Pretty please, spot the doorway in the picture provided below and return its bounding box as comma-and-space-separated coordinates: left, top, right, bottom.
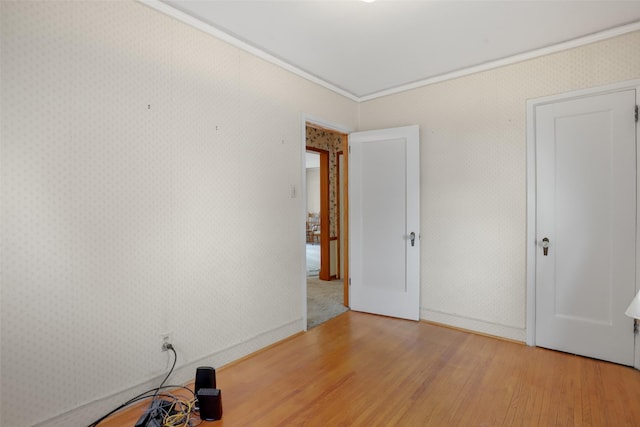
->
526, 81, 639, 366
306, 147, 329, 280
305, 122, 349, 328
305, 151, 321, 276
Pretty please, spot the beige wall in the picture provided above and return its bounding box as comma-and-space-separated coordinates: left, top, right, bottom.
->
0, 2, 357, 426
359, 30, 640, 341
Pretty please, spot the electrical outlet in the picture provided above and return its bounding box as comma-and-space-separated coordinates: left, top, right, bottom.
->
160, 332, 173, 351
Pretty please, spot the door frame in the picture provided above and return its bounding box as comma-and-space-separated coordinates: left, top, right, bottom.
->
337, 146, 348, 304
301, 114, 353, 330
525, 79, 640, 367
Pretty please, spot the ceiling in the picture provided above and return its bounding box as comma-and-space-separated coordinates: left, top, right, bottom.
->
156, 0, 640, 101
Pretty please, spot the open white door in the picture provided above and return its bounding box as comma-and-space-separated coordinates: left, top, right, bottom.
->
349, 125, 420, 321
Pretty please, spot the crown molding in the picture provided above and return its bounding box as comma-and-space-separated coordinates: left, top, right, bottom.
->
138, 0, 640, 103
137, 0, 359, 102
359, 20, 640, 102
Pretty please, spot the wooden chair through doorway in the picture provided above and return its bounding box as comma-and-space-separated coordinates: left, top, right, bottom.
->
307, 213, 320, 244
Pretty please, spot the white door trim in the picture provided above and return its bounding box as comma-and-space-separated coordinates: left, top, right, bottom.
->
525, 80, 640, 367
300, 114, 353, 331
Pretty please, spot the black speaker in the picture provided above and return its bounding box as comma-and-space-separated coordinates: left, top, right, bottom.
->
197, 388, 223, 421
195, 366, 216, 394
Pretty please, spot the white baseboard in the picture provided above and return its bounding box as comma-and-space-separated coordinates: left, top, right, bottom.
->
35, 319, 303, 427
421, 308, 525, 343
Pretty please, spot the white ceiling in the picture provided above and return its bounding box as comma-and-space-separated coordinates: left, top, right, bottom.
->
155, 0, 640, 101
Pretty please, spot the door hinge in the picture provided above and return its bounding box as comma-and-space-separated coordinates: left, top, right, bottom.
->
634, 319, 638, 335
349, 277, 351, 286
349, 145, 351, 154
635, 105, 638, 123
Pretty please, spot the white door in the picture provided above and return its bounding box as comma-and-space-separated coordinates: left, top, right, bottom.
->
535, 89, 637, 365
349, 125, 420, 321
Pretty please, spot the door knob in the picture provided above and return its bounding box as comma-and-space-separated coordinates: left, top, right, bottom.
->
541, 237, 549, 256
410, 232, 416, 247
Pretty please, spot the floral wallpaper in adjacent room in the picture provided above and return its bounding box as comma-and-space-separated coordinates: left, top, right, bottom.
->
306, 126, 345, 239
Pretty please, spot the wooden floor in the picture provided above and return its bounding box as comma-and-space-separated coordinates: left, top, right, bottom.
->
101, 311, 640, 426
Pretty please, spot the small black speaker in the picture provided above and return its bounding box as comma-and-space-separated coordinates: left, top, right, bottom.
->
197, 388, 223, 421
194, 366, 216, 394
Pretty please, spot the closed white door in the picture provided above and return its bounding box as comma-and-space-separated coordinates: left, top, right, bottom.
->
349, 125, 420, 321
535, 89, 636, 365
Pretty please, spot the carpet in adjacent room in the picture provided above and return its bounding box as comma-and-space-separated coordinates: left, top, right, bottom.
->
307, 276, 349, 329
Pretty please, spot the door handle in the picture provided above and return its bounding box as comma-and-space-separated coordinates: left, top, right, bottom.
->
410, 232, 416, 247
541, 237, 549, 256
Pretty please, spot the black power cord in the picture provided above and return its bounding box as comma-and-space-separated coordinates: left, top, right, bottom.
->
88, 345, 193, 427
152, 344, 177, 402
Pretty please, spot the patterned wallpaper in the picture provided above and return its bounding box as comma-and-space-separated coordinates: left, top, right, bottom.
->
0, 1, 357, 426
305, 126, 345, 238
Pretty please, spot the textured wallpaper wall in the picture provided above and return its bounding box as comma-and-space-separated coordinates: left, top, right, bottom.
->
359, 30, 640, 341
0, 1, 357, 426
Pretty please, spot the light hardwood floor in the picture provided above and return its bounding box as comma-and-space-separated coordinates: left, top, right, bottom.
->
100, 311, 640, 426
